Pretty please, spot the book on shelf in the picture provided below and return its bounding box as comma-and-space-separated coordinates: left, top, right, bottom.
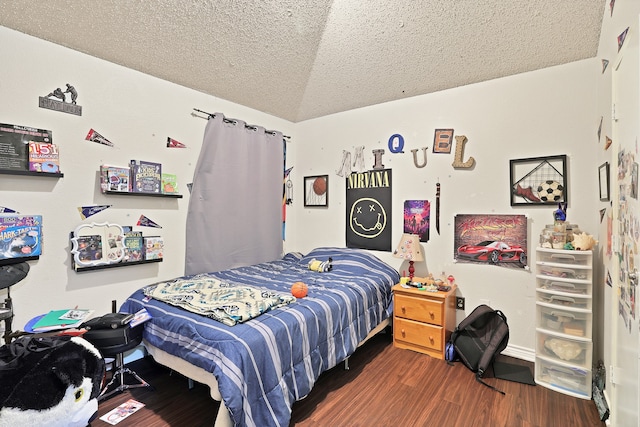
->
130, 160, 162, 193
31, 308, 94, 332
144, 236, 164, 260
28, 142, 60, 173
123, 230, 144, 262
0, 123, 53, 171
161, 172, 178, 194
100, 164, 130, 193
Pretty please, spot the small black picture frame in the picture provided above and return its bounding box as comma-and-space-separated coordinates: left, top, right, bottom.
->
599, 162, 610, 201
510, 155, 568, 206
304, 175, 328, 207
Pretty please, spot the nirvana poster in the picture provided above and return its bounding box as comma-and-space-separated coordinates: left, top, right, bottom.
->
346, 169, 392, 251
453, 214, 528, 269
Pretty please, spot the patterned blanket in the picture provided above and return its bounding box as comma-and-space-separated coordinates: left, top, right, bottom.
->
143, 276, 296, 326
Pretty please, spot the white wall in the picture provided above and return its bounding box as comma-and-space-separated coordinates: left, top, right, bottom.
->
0, 26, 295, 331
291, 59, 599, 357
595, 0, 640, 420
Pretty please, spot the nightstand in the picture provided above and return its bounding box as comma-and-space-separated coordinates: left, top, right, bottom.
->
392, 281, 457, 359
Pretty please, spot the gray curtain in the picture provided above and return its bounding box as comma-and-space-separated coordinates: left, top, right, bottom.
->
185, 114, 284, 275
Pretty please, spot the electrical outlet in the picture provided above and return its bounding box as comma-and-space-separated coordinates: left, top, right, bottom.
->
456, 296, 465, 310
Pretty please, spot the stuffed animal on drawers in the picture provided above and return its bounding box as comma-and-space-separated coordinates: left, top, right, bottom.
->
0, 335, 105, 427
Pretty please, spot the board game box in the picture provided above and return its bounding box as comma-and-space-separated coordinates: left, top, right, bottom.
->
0, 214, 43, 264
28, 142, 60, 173
144, 236, 163, 260
161, 173, 178, 194
123, 230, 144, 262
100, 165, 130, 193
0, 123, 53, 171
130, 160, 161, 193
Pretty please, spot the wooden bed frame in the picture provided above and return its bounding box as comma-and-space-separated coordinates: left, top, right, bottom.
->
143, 317, 390, 426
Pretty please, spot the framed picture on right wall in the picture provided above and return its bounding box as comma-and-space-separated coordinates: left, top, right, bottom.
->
510, 155, 567, 206
599, 161, 610, 201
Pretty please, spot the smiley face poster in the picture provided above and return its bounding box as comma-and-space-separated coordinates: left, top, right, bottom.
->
346, 169, 392, 251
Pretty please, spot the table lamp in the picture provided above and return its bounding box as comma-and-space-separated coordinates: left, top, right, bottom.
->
393, 233, 423, 282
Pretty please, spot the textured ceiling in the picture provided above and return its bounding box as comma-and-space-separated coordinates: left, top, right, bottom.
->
0, 0, 605, 123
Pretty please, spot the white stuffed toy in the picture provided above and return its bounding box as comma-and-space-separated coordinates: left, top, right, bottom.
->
0, 335, 105, 427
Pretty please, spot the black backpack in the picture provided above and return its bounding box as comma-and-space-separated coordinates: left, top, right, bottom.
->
445, 304, 509, 394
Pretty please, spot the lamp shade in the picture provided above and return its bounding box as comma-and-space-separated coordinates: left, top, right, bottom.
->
392, 233, 424, 262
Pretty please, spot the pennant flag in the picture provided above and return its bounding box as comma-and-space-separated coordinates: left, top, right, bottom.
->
600, 208, 606, 223
85, 128, 114, 147
167, 137, 186, 148
597, 116, 603, 141
284, 166, 293, 178
0, 206, 18, 213
137, 214, 162, 228
601, 59, 609, 74
187, 183, 193, 194
618, 27, 629, 52
610, 0, 615, 16
605, 136, 612, 150
78, 205, 111, 220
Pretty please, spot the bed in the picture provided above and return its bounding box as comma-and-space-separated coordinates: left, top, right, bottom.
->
120, 247, 399, 427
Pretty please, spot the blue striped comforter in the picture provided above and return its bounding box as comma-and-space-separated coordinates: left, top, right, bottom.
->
120, 247, 399, 427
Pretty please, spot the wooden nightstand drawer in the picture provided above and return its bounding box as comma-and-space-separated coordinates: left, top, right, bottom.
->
395, 293, 444, 326
394, 317, 443, 351
392, 282, 456, 359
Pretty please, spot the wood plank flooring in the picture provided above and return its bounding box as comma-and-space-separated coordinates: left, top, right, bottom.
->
93, 332, 605, 426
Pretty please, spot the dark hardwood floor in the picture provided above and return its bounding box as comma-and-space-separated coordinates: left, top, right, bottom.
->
93, 333, 605, 426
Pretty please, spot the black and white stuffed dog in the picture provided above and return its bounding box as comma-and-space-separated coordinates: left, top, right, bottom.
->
0, 335, 105, 427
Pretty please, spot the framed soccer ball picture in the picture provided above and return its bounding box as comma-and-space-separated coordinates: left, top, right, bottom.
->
509, 155, 567, 206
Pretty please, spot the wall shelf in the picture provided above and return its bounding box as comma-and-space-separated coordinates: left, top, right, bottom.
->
0, 256, 39, 267
73, 258, 163, 272
103, 190, 182, 198
0, 169, 63, 178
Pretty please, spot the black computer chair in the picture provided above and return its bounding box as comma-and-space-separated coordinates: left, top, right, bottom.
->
0, 262, 30, 345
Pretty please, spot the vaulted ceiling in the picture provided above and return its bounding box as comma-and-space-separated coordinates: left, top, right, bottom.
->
0, 1, 606, 122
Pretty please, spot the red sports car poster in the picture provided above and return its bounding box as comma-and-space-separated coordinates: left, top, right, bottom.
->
454, 214, 528, 269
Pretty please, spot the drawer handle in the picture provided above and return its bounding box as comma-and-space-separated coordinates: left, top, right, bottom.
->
401, 329, 406, 337
429, 336, 434, 343
429, 311, 435, 318
401, 306, 406, 314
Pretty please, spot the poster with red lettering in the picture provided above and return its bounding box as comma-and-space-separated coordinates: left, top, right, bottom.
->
454, 214, 528, 269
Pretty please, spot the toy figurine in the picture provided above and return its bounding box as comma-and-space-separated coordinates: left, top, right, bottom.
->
553, 202, 567, 222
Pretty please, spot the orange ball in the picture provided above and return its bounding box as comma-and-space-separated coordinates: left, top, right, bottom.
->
291, 281, 308, 298
312, 177, 327, 195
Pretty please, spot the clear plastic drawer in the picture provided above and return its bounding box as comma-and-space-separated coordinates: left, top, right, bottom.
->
536, 304, 591, 338
536, 329, 592, 368
535, 357, 591, 398
536, 290, 592, 310
536, 249, 592, 266
536, 278, 591, 296
537, 265, 591, 281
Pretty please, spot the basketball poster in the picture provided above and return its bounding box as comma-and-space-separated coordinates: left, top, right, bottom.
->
346, 169, 392, 251
453, 214, 528, 269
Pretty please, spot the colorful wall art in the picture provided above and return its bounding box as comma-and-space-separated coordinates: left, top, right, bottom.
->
454, 214, 528, 269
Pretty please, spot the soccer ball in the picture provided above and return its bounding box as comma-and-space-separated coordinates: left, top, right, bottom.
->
537, 180, 564, 202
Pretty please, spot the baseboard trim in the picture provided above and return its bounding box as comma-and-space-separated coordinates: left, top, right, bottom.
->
502, 344, 535, 362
